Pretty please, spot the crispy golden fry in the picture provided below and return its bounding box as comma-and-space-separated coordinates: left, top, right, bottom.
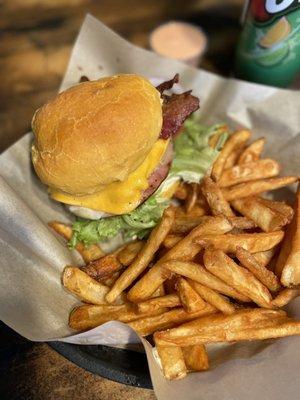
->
100, 271, 121, 287
173, 183, 189, 200
238, 138, 265, 165
69, 303, 166, 331
81, 253, 122, 281
156, 318, 296, 346
175, 204, 208, 219
128, 304, 217, 336
219, 159, 280, 188
197, 231, 284, 253
257, 197, 294, 221
253, 249, 276, 268
201, 176, 235, 217
182, 345, 209, 371
170, 216, 254, 235
276, 184, 300, 286
137, 294, 181, 313
231, 196, 293, 232
224, 147, 244, 169
162, 260, 250, 302
228, 216, 256, 230
176, 277, 207, 313
188, 279, 235, 314
223, 176, 298, 201
163, 234, 183, 249
154, 309, 287, 346
211, 130, 251, 182
127, 264, 172, 303
106, 207, 175, 303
185, 183, 198, 213
117, 240, 144, 266
171, 216, 204, 235
272, 288, 300, 308
236, 247, 280, 292
63, 266, 111, 305
155, 343, 187, 380
49, 221, 104, 262
187, 205, 208, 217
203, 248, 273, 308
127, 217, 233, 302
152, 284, 166, 298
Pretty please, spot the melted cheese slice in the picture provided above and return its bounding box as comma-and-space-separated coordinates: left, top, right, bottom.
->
50, 139, 170, 215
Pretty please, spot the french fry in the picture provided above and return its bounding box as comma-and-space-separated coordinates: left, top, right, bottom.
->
163, 234, 183, 249
69, 303, 167, 331
63, 266, 111, 305
171, 216, 204, 235
128, 304, 217, 336
106, 207, 175, 303
185, 183, 198, 213
100, 271, 121, 287
162, 260, 250, 302
173, 183, 189, 200
253, 250, 276, 269
256, 197, 294, 221
170, 215, 255, 235
203, 248, 273, 308
117, 240, 144, 266
228, 216, 256, 230
276, 184, 300, 286
188, 279, 236, 314
176, 204, 208, 219
236, 247, 280, 292
253, 249, 276, 268
154, 309, 287, 346
127, 263, 172, 303
155, 343, 187, 380
152, 284, 166, 298
137, 294, 181, 313
196, 231, 284, 253
211, 130, 251, 181
182, 345, 209, 371
176, 277, 207, 313
214, 320, 300, 343
81, 253, 122, 281
201, 176, 235, 217
127, 217, 233, 302
231, 196, 293, 232
223, 176, 298, 201
238, 138, 265, 165
272, 288, 300, 308
49, 221, 104, 262
219, 159, 280, 188
224, 147, 244, 169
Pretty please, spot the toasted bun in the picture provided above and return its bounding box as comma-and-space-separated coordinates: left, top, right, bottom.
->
31, 74, 163, 195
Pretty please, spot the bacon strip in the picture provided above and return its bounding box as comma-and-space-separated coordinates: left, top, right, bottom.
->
156, 75, 200, 139
160, 91, 199, 139
156, 74, 179, 94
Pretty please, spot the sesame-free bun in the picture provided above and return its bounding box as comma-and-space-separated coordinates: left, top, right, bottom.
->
31, 74, 163, 195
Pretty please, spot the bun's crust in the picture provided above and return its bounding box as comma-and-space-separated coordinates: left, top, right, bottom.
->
31, 74, 162, 195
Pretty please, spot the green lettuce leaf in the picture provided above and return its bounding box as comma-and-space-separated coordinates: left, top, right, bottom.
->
69, 118, 228, 247
170, 118, 227, 183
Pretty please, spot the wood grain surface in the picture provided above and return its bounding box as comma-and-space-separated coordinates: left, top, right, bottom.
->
0, 1, 242, 399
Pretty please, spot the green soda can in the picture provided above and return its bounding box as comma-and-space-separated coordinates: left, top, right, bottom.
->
235, 0, 300, 87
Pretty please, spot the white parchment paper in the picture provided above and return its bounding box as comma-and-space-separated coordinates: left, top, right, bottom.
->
1, 14, 300, 399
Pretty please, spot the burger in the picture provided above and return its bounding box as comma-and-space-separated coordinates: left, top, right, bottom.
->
31, 73, 226, 249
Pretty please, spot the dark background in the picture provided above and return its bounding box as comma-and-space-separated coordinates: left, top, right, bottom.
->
0, 0, 243, 399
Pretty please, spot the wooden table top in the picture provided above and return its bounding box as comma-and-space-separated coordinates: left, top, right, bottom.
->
0, 1, 242, 399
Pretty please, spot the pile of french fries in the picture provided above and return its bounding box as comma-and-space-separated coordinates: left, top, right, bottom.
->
50, 129, 300, 381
